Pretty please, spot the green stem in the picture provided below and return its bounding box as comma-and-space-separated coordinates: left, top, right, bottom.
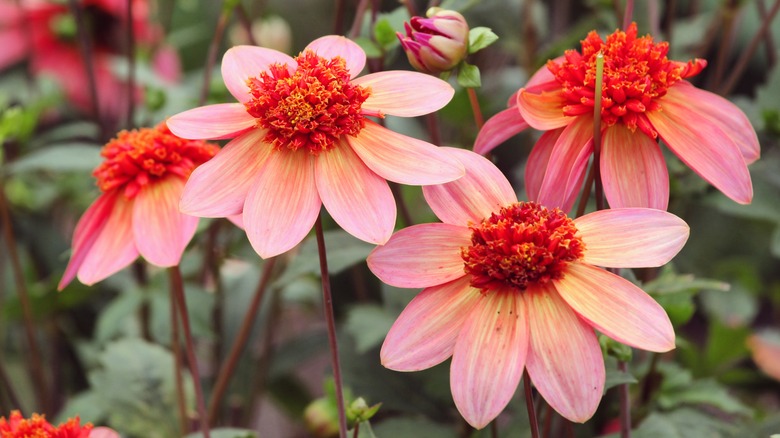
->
592, 52, 605, 211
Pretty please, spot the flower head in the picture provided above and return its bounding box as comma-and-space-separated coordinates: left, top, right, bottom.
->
397, 8, 470, 75
367, 148, 688, 428
475, 23, 759, 211
0, 410, 117, 438
58, 123, 219, 290
167, 35, 464, 258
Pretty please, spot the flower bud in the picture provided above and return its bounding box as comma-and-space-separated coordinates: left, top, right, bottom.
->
397, 8, 469, 75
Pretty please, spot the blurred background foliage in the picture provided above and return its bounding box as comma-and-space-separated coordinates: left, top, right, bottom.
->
1, 0, 780, 437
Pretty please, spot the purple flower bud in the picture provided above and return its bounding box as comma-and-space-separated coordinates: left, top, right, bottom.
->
397, 8, 469, 75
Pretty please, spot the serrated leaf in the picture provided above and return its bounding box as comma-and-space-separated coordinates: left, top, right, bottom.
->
94, 290, 145, 343
457, 62, 481, 88
345, 305, 396, 353
468, 27, 498, 53
8, 144, 102, 174
658, 375, 752, 416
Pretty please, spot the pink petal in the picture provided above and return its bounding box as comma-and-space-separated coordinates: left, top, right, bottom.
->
77, 197, 139, 285
353, 71, 454, 117
348, 121, 464, 185
221, 45, 295, 103
59, 193, 118, 290
525, 285, 604, 423
601, 124, 669, 209
90, 427, 121, 438
180, 129, 271, 217
367, 223, 471, 288
525, 129, 562, 202
647, 95, 753, 204
166, 104, 256, 140
381, 276, 480, 371
575, 208, 689, 268
536, 116, 593, 212
306, 35, 366, 78
451, 289, 529, 429
423, 148, 517, 226
670, 82, 760, 164
243, 149, 321, 258
133, 176, 198, 267
554, 263, 675, 352
473, 107, 529, 155
516, 88, 571, 130
0, 29, 26, 70
525, 59, 560, 92
747, 332, 780, 381
316, 139, 395, 245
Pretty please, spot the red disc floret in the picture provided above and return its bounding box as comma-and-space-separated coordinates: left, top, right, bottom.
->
244, 50, 370, 155
547, 22, 703, 138
462, 202, 585, 292
93, 123, 220, 198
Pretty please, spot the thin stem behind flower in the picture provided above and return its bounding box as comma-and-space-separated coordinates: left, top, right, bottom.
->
200, 2, 234, 106
523, 369, 541, 438
315, 215, 348, 438
169, 279, 189, 435
467, 88, 484, 130
125, 0, 136, 129
618, 360, 631, 438
168, 266, 211, 438
592, 53, 605, 211
68, 0, 103, 137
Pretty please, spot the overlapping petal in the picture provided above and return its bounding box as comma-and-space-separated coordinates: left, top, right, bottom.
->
77, 197, 138, 286
180, 129, 271, 217
221, 45, 295, 103
381, 276, 479, 371
451, 289, 528, 429
525, 285, 604, 423
473, 107, 529, 155
525, 129, 562, 203
554, 262, 675, 352
166, 103, 256, 140
367, 223, 471, 288
516, 88, 570, 130
348, 121, 464, 185
243, 148, 321, 258
354, 71, 454, 117
575, 208, 689, 268
306, 35, 366, 78
536, 115, 593, 212
423, 148, 516, 226
315, 139, 395, 245
132, 176, 197, 267
601, 124, 669, 209
647, 95, 753, 204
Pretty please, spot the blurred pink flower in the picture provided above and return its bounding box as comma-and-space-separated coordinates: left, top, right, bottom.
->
747, 331, 780, 381
475, 23, 759, 211
0, 0, 173, 119
167, 35, 464, 258
368, 148, 688, 428
58, 123, 219, 290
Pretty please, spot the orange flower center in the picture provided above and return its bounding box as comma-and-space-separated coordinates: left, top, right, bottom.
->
462, 202, 585, 292
548, 23, 696, 138
93, 123, 220, 198
0, 410, 92, 438
244, 50, 371, 155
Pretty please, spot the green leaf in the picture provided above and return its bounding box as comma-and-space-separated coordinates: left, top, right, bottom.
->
345, 305, 396, 353
353, 36, 383, 58
603, 356, 638, 393
372, 417, 454, 438
374, 19, 398, 49
94, 289, 145, 343
468, 27, 499, 53
771, 225, 780, 258
186, 429, 257, 438
457, 62, 481, 88
657, 363, 752, 416
629, 408, 738, 438
8, 144, 102, 174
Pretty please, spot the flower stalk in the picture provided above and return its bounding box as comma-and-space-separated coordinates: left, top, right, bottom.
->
524, 370, 541, 438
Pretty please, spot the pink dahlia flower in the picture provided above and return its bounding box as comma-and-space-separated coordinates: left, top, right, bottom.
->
58, 123, 220, 290
167, 35, 464, 258
474, 23, 759, 211
367, 148, 689, 428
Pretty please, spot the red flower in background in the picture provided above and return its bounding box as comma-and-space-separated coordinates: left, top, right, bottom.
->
0, 410, 119, 438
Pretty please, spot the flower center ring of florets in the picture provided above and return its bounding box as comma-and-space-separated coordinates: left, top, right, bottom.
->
547, 23, 683, 138
244, 50, 371, 155
461, 202, 585, 292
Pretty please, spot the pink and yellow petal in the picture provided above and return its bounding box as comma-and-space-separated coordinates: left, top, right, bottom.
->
381, 276, 480, 371
166, 103, 256, 140
554, 262, 675, 352
77, 197, 139, 286
353, 71, 454, 117
221, 45, 295, 103
367, 223, 471, 288
647, 96, 753, 204
473, 107, 530, 155
133, 176, 198, 267
451, 288, 529, 429
423, 148, 517, 226
525, 285, 604, 423
315, 139, 395, 245
575, 208, 689, 268
180, 129, 271, 217
306, 35, 366, 78
601, 124, 669, 209
536, 116, 593, 212
243, 149, 321, 258
348, 121, 464, 185
516, 88, 571, 130
525, 129, 562, 203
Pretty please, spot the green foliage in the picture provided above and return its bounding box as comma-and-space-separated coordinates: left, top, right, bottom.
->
345, 304, 396, 354
457, 62, 481, 88
468, 27, 498, 54
186, 429, 256, 438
